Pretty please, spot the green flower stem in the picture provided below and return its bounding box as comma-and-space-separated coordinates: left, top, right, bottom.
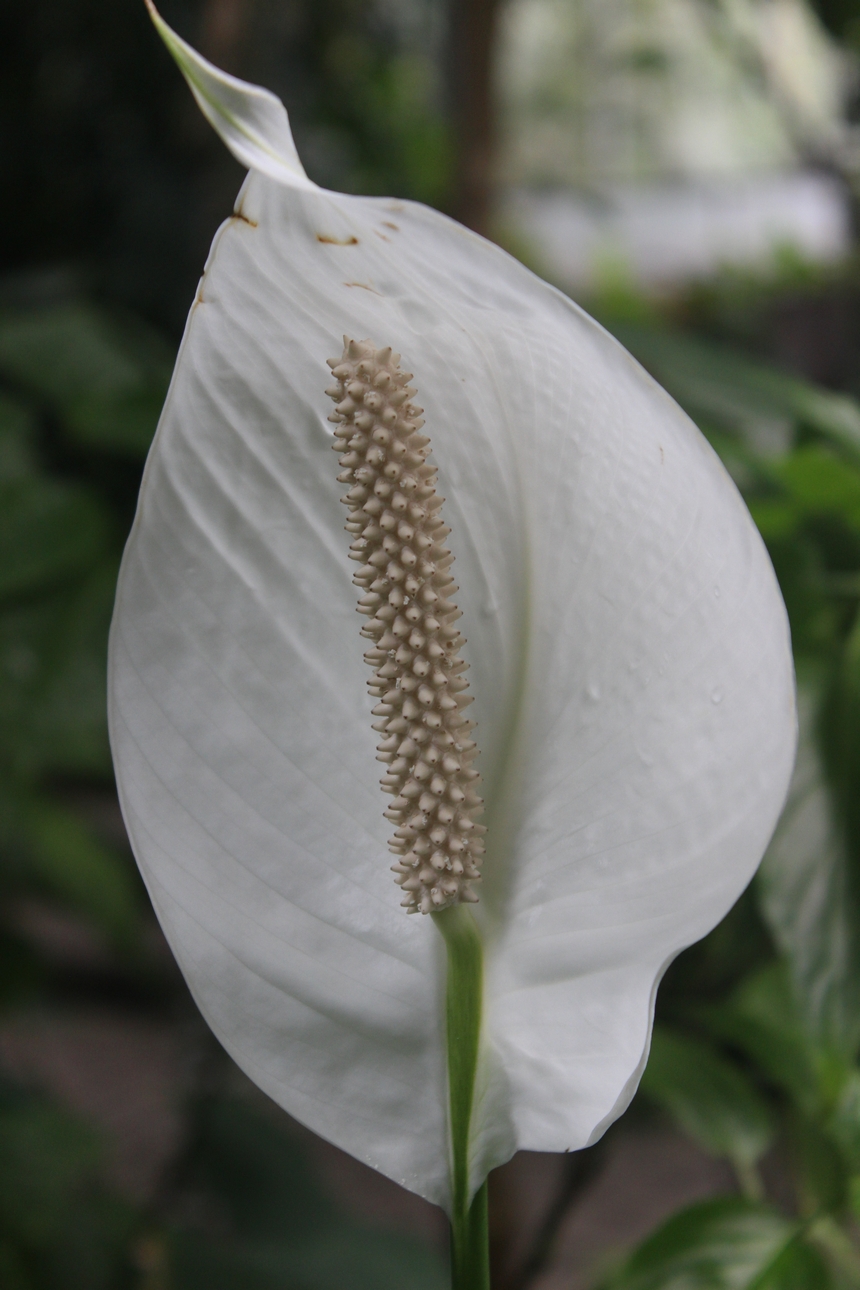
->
432, 904, 489, 1290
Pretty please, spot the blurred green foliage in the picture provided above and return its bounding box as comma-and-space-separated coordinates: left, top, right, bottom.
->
603, 1195, 833, 1290
0, 301, 161, 971
169, 1097, 447, 1290
4, 2, 860, 1285
583, 271, 860, 1287
0, 1079, 135, 1290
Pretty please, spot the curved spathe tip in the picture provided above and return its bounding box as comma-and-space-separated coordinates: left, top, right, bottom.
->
144, 0, 317, 190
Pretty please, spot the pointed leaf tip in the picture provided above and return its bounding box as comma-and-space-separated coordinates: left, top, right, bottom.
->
144, 0, 315, 190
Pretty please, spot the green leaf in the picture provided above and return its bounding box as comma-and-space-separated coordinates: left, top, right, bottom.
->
758, 687, 860, 1059
0, 393, 39, 483
641, 1027, 775, 1193
763, 537, 837, 661
0, 930, 42, 1009
0, 560, 118, 778
38, 1193, 135, 1290
820, 614, 860, 868
179, 1096, 335, 1239
609, 323, 860, 462
0, 1082, 102, 1246
170, 1097, 448, 1290
828, 1070, 860, 1174
601, 1197, 830, 1290
0, 1241, 30, 1290
1, 791, 140, 947
0, 1082, 135, 1290
0, 479, 109, 601
770, 450, 860, 531
788, 1110, 847, 1216
698, 962, 836, 1119
658, 885, 774, 1009
703, 971, 860, 1207
0, 303, 170, 459
746, 500, 800, 543
171, 1229, 448, 1290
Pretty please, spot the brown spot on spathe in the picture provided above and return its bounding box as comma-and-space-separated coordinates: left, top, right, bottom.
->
317, 233, 359, 245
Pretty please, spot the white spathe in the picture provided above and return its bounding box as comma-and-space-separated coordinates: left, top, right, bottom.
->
109, 9, 797, 1211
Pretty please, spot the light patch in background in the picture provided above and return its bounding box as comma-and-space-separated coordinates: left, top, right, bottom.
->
503, 171, 850, 290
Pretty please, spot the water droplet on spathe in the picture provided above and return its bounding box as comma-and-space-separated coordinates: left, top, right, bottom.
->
711, 687, 723, 705
714, 585, 721, 598
587, 681, 601, 702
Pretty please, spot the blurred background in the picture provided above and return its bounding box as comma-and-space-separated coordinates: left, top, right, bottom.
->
3, 0, 860, 1286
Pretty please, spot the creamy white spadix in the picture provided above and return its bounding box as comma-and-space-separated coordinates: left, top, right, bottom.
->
327, 339, 486, 915
109, 7, 797, 1211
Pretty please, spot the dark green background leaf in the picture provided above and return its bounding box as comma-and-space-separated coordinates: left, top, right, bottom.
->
758, 689, 860, 1060
601, 1197, 829, 1290
0, 304, 169, 459
169, 1098, 448, 1290
641, 1028, 774, 1192
0, 480, 109, 602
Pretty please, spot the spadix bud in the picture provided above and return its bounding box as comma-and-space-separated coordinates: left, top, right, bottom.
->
327, 338, 485, 914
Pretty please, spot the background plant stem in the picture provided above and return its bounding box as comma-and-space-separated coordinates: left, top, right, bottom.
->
448, 0, 502, 236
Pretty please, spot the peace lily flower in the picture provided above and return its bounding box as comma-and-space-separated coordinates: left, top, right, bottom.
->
109, 5, 796, 1282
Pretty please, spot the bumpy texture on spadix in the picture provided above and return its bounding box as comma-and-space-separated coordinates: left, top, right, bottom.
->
327, 339, 485, 913
109, 5, 797, 1214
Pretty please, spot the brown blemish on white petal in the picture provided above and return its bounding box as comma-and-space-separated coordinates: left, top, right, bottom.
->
317, 233, 359, 245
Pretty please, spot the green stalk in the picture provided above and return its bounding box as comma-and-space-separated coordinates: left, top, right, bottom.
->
432, 904, 489, 1290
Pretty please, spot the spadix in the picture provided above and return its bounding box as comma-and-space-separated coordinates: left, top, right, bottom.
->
109, 4, 797, 1218
327, 338, 486, 915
